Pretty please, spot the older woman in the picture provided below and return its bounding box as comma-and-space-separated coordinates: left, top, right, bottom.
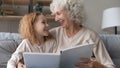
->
50, 0, 115, 68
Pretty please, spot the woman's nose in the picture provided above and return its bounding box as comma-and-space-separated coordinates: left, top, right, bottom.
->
55, 15, 59, 22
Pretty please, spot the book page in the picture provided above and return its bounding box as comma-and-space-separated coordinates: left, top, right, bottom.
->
23, 53, 60, 68
60, 44, 94, 68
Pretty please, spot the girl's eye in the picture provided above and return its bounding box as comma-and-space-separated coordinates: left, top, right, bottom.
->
42, 21, 46, 24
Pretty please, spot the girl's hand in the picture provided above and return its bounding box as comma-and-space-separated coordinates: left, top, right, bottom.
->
75, 58, 104, 68
17, 62, 26, 68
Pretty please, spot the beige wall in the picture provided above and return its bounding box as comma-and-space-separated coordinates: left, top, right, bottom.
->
0, 19, 19, 33
0, 5, 28, 33
0, 0, 120, 33
0, 5, 59, 33
84, 0, 120, 34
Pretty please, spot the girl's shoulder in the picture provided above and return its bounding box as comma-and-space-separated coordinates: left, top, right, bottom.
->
20, 39, 32, 46
17, 39, 33, 50
21, 39, 29, 43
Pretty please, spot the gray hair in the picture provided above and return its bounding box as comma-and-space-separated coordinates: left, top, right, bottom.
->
50, 0, 85, 25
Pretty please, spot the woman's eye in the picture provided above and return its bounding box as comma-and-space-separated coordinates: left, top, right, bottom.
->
56, 12, 60, 15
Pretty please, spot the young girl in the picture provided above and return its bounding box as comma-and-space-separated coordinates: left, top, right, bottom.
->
7, 12, 57, 68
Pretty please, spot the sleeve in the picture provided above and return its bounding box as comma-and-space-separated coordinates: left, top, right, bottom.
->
90, 32, 116, 68
7, 40, 27, 68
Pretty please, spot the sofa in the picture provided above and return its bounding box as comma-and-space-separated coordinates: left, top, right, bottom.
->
0, 32, 21, 68
99, 34, 120, 68
0, 32, 120, 68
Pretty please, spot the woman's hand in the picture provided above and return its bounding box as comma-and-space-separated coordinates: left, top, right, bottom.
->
75, 58, 104, 68
75, 58, 93, 68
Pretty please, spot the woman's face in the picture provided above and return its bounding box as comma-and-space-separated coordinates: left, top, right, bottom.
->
34, 15, 49, 36
54, 7, 70, 28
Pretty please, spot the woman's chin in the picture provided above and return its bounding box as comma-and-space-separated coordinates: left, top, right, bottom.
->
61, 25, 66, 28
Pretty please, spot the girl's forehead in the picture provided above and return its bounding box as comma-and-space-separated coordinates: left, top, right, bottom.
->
37, 15, 45, 19
36, 15, 47, 21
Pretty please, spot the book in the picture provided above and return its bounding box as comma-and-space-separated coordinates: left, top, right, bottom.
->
23, 44, 94, 68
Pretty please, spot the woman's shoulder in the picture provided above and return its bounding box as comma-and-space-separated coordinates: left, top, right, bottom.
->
82, 26, 98, 36
82, 26, 101, 40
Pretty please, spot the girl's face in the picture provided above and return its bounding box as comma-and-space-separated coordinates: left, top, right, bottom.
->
54, 7, 70, 28
34, 15, 49, 37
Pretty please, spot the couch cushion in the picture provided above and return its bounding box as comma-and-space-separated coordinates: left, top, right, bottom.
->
0, 39, 21, 68
99, 34, 120, 68
0, 32, 21, 40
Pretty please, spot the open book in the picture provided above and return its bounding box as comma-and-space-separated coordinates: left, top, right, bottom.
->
23, 44, 94, 68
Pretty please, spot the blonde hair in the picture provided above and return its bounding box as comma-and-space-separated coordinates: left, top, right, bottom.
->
50, 0, 85, 25
19, 12, 52, 45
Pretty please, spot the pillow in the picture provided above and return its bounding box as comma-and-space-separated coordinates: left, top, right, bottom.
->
0, 39, 19, 53
0, 32, 21, 40
0, 39, 20, 68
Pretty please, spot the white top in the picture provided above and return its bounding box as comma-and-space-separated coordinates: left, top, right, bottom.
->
50, 26, 116, 68
7, 39, 57, 68
7, 26, 116, 68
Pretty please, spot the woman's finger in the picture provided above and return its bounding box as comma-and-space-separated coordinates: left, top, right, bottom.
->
75, 62, 91, 68
80, 57, 91, 63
